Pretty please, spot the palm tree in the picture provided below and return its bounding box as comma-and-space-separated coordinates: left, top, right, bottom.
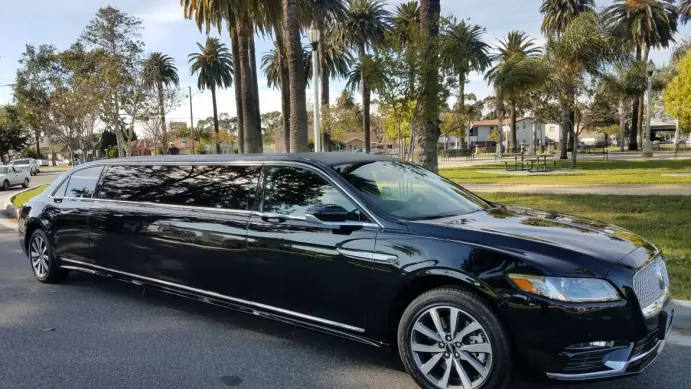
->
602, 60, 648, 151
337, 0, 390, 153
188, 37, 233, 154
142, 52, 179, 151
391, 1, 420, 47
540, 0, 595, 158
486, 54, 547, 152
485, 31, 541, 151
540, 0, 596, 38
441, 19, 491, 149
681, 0, 691, 24
605, 0, 678, 150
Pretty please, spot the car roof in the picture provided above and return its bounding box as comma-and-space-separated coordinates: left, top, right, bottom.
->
91, 152, 398, 167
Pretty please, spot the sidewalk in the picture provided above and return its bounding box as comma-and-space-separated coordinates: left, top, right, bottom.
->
465, 184, 690, 196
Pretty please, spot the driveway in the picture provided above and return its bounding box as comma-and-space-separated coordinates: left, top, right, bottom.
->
0, 226, 689, 389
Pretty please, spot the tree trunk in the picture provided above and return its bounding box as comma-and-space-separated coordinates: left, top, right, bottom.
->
231, 28, 245, 154
416, 0, 441, 172
319, 22, 331, 151
458, 72, 465, 150
34, 130, 41, 159
358, 43, 371, 154
619, 97, 627, 152
510, 98, 517, 152
637, 45, 650, 148
559, 102, 570, 159
629, 45, 642, 151
571, 127, 578, 169
249, 30, 262, 151
236, 17, 261, 153
158, 81, 168, 148
279, 47, 291, 153
211, 86, 221, 154
283, 0, 308, 152
496, 108, 504, 157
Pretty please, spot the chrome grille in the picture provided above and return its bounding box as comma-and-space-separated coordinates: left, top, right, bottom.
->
633, 257, 669, 310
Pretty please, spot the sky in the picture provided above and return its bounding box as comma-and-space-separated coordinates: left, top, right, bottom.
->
0, 0, 689, 131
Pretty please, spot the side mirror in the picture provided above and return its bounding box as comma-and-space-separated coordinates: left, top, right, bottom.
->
305, 204, 348, 224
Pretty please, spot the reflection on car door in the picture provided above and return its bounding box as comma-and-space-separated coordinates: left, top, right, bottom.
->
46, 166, 103, 263
245, 164, 381, 330
10, 166, 21, 185
89, 164, 260, 298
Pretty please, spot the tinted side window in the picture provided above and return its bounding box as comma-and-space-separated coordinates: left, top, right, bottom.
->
262, 166, 363, 220
64, 166, 103, 198
98, 165, 259, 211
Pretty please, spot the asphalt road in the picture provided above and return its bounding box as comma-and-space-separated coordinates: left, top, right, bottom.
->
0, 226, 689, 389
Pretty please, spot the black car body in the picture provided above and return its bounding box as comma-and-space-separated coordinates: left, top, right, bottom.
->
18, 154, 673, 389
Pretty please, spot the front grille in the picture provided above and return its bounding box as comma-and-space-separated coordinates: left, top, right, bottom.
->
562, 349, 611, 374
633, 257, 669, 309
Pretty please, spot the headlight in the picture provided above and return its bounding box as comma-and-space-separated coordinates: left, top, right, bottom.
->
508, 274, 621, 302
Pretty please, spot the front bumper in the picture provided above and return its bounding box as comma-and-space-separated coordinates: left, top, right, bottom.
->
545, 300, 674, 381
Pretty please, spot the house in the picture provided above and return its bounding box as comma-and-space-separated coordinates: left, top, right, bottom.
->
467, 117, 564, 150
272, 130, 381, 152
131, 139, 155, 156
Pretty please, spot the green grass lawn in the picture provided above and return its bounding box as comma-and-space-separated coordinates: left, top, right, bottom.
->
441, 159, 691, 185
482, 193, 690, 299
12, 185, 49, 208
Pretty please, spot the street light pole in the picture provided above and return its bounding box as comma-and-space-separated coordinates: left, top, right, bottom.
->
309, 22, 321, 152
642, 60, 655, 157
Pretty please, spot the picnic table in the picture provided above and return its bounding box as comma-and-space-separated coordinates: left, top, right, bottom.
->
576, 145, 609, 160
504, 154, 556, 172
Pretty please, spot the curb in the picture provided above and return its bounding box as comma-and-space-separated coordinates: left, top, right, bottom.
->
2, 186, 35, 219
673, 299, 691, 331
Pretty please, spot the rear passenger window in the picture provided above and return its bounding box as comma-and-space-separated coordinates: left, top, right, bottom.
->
64, 166, 103, 198
97, 165, 259, 211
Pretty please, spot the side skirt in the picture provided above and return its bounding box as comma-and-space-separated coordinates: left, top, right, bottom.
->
59, 259, 385, 348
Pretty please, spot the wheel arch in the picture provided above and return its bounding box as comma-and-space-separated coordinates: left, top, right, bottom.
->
387, 269, 511, 352
23, 218, 46, 252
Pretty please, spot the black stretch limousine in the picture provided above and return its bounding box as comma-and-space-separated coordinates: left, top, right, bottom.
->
18, 153, 672, 389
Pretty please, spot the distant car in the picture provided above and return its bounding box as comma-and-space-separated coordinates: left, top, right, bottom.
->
11, 158, 40, 176
0, 165, 30, 190
37, 159, 50, 167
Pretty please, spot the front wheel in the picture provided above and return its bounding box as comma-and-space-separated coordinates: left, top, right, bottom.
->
2, 180, 8, 190
22, 178, 29, 188
397, 287, 513, 389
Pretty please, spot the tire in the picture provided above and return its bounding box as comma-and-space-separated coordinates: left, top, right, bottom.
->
22, 178, 29, 188
2, 180, 8, 191
397, 287, 513, 389
27, 229, 68, 284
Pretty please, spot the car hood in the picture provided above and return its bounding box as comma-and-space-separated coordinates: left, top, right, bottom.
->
410, 205, 657, 269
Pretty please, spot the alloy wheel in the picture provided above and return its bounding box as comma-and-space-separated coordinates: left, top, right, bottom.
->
410, 306, 493, 389
30, 236, 50, 279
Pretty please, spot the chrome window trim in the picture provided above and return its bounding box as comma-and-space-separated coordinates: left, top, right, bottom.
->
255, 211, 379, 229
60, 258, 365, 334
50, 160, 384, 227
91, 198, 254, 217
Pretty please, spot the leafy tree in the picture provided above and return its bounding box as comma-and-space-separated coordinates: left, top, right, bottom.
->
336, 0, 390, 153
0, 105, 29, 163
601, 60, 648, 151
143, 53, 179, 149
189, 37, 234, 154
663, 50, 691, 136
80, 6, 144, 157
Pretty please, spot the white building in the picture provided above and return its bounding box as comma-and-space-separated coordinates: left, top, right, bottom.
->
466, 117, 563, 149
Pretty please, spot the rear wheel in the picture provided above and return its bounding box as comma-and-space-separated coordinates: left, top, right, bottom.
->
28, 230, 68, 283
2, 180, 8, 190
397, 287, 513, 389
22, 178, 29, 188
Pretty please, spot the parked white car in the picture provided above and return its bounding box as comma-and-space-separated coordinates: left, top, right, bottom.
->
0, 165, 31, 190
11, 158, 40, 175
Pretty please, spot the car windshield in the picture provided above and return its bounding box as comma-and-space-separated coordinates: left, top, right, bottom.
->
0, 167, 8, 174
12, 159, 29, 165
334, 161, 491, 220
